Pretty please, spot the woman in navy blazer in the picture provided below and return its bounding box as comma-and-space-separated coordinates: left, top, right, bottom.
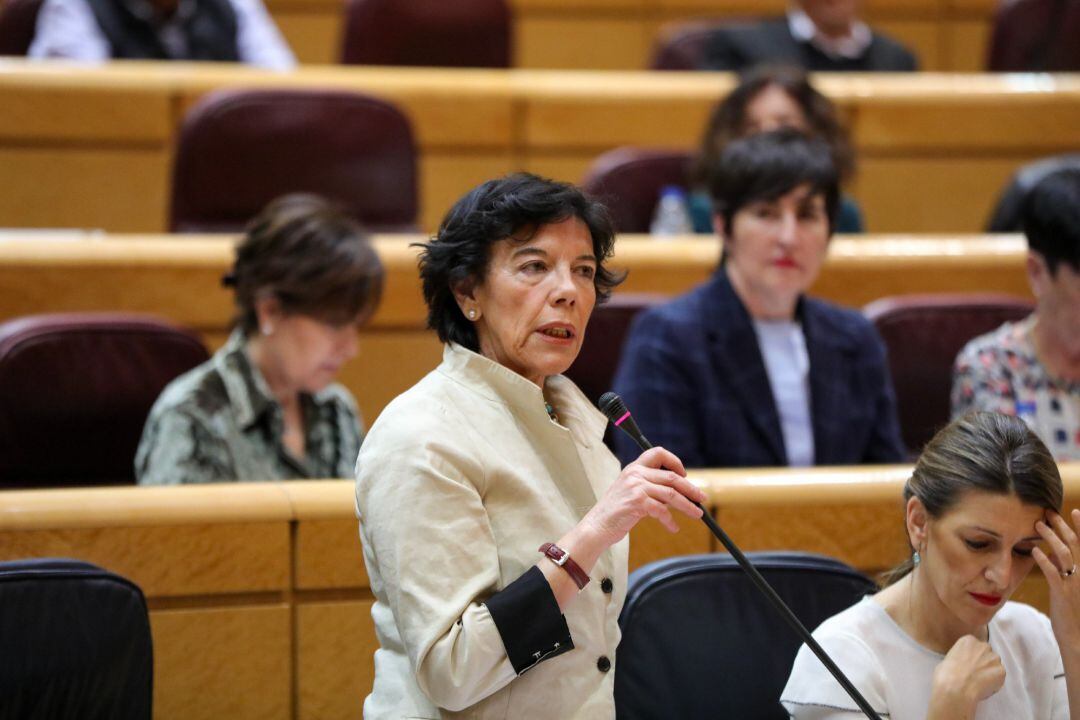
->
612, 130, 904, 468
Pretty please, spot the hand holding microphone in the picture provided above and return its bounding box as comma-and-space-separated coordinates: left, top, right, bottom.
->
598, 391, 883, 720
583, 446, 706, 546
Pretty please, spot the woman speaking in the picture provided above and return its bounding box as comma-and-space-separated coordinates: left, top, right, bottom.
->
354, 173, 706, 718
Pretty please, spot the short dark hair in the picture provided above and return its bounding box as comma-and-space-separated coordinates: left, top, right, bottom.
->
417, 173, 623, 351
692, 65, 855, 188
1022, 167, 1080, 276
708, 128, 840, 238
882, 411, 1062, 585
227, 194, 384, 334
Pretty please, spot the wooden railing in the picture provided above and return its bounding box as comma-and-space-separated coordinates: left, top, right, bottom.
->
1, 463, 1075, 718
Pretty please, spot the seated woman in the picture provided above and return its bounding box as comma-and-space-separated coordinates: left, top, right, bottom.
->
136, 194, 383, 484
687, 64, 864, 234
355, 173, 706, 717
782, 411, 1076, 719
953, 167, 1080, 461
613, 129, 904, 468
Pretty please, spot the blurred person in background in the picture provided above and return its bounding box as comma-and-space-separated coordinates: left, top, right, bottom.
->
136, 194, 382, 484
29, 0, 295, 69
614, 129, 904, 468
688, 65, 863, 234
701, 0, 917, 72
953, 168, 1080, 461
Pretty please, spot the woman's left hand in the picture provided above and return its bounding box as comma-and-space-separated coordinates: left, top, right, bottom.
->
1033, 509, 1080, 652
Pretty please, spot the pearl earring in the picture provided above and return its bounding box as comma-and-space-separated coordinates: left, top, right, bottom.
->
261, 323, 273, 336
467, 309, 477, 320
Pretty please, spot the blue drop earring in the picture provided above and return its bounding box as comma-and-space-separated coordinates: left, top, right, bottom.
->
912, 550, 921, 568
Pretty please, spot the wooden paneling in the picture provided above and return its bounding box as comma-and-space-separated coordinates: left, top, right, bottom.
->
515, 17, 650, 70
295, 518, 368, 590
0, 65, 1077, 234
274, 13, 345, 66
854, 157, 1038, 234
151, 605, 292, 720
419, 152, 517, 232
0, 148, 169, 232
296, 600, 378, 720
0, 523, 290, 596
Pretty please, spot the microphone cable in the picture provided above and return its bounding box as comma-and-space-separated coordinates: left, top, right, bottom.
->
599, 391, 883, 720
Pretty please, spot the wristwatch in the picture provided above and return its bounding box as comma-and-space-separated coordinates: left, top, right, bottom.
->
539, 542, 590, 590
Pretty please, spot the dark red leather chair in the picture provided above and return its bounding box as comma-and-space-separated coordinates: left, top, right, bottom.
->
581, 148, 695, 234
0, 313, 209, 488
341, 0, 511, 67
649, 18, 727, 70
565, 294, 666, 449
863, 294, 1034, 458
170, 89, 418, 233
0, 0, 42, 56
987, 0, 1080, 71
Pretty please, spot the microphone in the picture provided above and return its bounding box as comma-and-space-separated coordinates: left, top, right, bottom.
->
598, 392, 882, 720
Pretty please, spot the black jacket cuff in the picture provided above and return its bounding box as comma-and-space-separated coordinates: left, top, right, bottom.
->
485, 565, 574, 674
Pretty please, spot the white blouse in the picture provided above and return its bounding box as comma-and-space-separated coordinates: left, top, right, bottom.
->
782, 597, 1068, 719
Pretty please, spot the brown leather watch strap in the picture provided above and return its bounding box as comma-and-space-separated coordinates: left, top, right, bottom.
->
538, 542, 590, 590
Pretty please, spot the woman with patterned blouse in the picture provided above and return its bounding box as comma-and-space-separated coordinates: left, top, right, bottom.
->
136, 194, 384, 484
952, 168, 1080, 461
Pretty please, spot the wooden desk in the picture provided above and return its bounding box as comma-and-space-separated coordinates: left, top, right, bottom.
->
0, 232, 1031, 423
1, 463, 1075, 719
0, 63, 1076, 234
257, 0, 998, 71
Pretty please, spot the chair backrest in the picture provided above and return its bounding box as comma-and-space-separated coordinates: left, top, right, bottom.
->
985, 153, 1080, 232
341, 0, 511, 67
863, 294, 1034, 458
649, 18, 726, 70
170, 88, 418, 232
564, 293, 666, 408
0, 558, 153, 720
987, 0, 1080, 71
616, 552, 877, 719
0, 0, 42, 56
580, 148, 694, 234
0, 313, 209, 488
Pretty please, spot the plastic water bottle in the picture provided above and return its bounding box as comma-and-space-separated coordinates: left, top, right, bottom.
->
649, 185, 693, 237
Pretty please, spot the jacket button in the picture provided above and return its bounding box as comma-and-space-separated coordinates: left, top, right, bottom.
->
600, 578, 613, 594
597, 656, 611, 673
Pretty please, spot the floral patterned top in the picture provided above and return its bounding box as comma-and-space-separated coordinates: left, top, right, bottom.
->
135, 330, 363, 484
952, 314, 1080, 461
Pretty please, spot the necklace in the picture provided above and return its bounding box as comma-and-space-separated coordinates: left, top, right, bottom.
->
544, 402, 559, 423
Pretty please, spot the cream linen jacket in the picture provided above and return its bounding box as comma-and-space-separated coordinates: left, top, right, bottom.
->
355, 343, 629, 719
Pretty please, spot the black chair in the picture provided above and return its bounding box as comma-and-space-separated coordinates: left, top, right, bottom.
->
985, 154, 1080, 232
0, 558, 153, 720
616, 552, 877, 720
